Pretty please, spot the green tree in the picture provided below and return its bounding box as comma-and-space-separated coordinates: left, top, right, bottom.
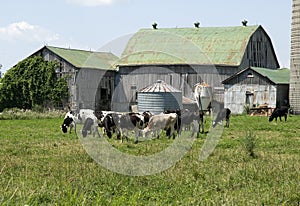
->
0, 56, 68, 111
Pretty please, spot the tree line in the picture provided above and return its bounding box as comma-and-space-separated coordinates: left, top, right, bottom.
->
0, 56, 69, 112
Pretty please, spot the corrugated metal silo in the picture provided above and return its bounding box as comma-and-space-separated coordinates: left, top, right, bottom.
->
137, 80, 182, 114
290, 0, 300, 114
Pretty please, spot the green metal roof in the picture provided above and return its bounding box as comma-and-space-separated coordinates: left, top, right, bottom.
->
46, 46, 119, 70
118, 25, 260, 66
251, 67, 290, 84
222, 67, 290, 85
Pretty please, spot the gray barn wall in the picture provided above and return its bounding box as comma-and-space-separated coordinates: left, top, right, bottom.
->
75, 69, 115, 110
240, 27, 279, 70
112, 65, 238, 112
224, 84, 277, 114
223, 70, 288, 114
36, 48, 116, 110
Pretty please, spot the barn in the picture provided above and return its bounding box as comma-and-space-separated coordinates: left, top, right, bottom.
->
113, 24, 280, 112
32, 46, 119, 110
223, 67, 290, 114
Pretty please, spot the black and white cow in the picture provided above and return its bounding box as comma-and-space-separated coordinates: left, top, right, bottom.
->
212, 108, 231, 128
269, 107, 289, 122
69, 109, 101, 138
96, 111, 121, 139
61, 108, 103, 137
81, 115, 101, 138
112, 112, 153, 143
61, 111, 76, 134
97, 111, 153, 142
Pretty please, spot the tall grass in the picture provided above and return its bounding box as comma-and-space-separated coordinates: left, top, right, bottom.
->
0, 108, 65, 120
0, 115, 299, 205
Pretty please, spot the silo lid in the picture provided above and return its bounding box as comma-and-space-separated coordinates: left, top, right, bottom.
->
139, 80, 181, 93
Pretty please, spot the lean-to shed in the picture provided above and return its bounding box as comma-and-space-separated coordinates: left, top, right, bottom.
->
223, 67, 290, 114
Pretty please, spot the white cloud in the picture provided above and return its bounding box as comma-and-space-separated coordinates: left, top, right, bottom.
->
0, 21, 60, 43
66, 0, 132, 7
66, 0, 124, 6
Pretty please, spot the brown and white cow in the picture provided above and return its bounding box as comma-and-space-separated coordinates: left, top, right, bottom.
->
143, 112, 178, 140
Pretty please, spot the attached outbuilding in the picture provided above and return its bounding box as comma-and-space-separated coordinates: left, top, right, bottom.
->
32, 46, 119, 110
222, 67, 290, 114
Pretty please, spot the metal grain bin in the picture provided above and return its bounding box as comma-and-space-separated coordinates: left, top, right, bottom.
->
137, 80, 182, 114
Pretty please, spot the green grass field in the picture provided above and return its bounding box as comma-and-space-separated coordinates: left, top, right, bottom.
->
0, 115, 300, 205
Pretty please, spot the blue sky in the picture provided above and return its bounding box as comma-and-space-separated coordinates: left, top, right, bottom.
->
0, 0, 292, 73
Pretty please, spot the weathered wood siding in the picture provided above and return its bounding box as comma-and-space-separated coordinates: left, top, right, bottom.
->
224, 70, 288, 114
240, 27, 279, 69
76, 69, 115, 110
35, 48, 115, 110
112, 65, 238, 112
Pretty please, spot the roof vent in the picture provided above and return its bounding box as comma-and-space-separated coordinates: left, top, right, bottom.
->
242, 19, 248, 27
194, 21, 200, 28
152, 22, 158, 29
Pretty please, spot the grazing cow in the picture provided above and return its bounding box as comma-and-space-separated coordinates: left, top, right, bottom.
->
181, 110, 204, 134
212, 108, 231, 128
142, 111, 152, 127
97, 111, 152, 142
68, 109, 101, 138
269, 107, 289, 122
81, 117, 94, 137
163, 110, 181, 134
97, 111, 121, 139
112, 112, 152, 143
61, 111, 76, 134
81, 115, 101, 138
143, 113, 178, 139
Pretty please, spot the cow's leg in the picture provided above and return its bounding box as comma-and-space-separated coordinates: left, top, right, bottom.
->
115, 127, 121, 140
171, 126, 176, 139
226, 118, 230, 127
120, 129, 124, 143
73, 122, 77, 134
69, 123, 73, 134
134, 128, 140, 143
93, 124, 100, 138
284, 114, 287, 121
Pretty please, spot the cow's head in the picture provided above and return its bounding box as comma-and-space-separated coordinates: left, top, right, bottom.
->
82, 130, 88, 138
269, 115, 274, 122
61, 124, 68, 133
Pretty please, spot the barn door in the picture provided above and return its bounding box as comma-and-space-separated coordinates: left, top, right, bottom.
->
245, 91, 254, 107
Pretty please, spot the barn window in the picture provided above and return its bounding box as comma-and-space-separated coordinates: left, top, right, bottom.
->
131, 85, 137, 103
247, 72, 254, 78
